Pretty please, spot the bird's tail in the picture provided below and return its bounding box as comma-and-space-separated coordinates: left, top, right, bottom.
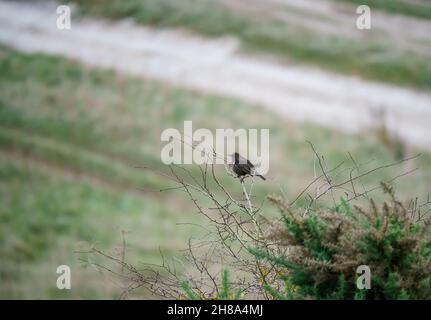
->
256, 174, 266, 181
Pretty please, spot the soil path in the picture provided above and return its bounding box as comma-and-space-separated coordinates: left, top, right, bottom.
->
1, 0, 430, 149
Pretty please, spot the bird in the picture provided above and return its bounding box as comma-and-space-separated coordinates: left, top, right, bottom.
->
229, 152, 266, 182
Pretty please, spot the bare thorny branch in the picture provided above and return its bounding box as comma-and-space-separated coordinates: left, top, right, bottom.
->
80, 140, 427, 299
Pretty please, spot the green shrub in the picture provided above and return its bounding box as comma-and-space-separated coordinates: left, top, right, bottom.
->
250, 183, 431, 299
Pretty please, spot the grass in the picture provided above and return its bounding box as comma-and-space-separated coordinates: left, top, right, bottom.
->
0, 158, 188, 298
336, 0, 431, 20
72, 0, 431, 90
1, 46, 431, 298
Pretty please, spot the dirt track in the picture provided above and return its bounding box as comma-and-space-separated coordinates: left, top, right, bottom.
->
1, 0, 431, 149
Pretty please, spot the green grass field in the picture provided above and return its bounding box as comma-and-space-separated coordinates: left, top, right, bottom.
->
72, 0, 431, 90
1, 46, 431, 298
336, 0, 431, 20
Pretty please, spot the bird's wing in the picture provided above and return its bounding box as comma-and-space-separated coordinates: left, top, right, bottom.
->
247, 159, 255, 169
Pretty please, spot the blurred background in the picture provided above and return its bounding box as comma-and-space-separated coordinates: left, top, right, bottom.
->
1, 0, 431, 298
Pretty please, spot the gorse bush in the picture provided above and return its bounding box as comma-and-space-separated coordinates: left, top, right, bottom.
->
86, 150, 431, 300
250, 183, 431, 299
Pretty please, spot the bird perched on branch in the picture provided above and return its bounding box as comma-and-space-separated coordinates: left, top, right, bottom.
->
229, 152, 266, 182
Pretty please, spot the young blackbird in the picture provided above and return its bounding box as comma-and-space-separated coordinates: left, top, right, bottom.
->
230, 152, 266, 181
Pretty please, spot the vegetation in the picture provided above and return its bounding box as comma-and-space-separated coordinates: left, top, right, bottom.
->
180, 269, 243, 300
1, 46, 431, 298
3, 0, 431, 300
337, 0, 431, 20
72, 0, 431, 90
97, 162, 431, 300
251, 184, 431, 299
177, 187, 431, 300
